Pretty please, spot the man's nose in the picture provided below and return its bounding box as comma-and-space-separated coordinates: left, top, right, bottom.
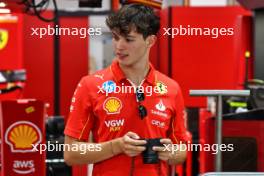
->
116, 39, 126, 50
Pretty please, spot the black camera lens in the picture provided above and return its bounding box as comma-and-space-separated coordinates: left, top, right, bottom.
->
142, 138, 163, 164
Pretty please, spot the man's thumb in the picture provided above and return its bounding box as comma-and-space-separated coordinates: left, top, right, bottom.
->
126, 131, 140, 139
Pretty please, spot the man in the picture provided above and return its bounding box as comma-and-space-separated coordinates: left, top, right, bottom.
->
64, 3, 188, 176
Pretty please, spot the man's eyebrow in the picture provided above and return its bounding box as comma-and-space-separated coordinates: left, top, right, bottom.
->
111, 31, 136, 38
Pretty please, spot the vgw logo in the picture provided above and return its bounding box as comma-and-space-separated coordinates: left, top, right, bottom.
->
104, 119, 124, 132
13, 160, 35, 174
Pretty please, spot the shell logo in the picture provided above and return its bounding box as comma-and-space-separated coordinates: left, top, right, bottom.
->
103, 97, 122, 114
0, 29, 8, 50
5, 121, 42, 153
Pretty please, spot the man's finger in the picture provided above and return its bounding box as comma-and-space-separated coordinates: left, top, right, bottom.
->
152, 146, 167, 152
158, 155, 169, 161
124, 135, 146, 146
126, 151, 142, 157
124, 144, 146, 152
160, 138, 172, 144
126, 131, 140, 139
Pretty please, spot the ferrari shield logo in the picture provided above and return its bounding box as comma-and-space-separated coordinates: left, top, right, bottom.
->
156, 81, 168, 95
0, 29, 8, 50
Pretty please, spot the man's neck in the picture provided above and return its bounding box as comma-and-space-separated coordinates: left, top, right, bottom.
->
119, 60, 149, 86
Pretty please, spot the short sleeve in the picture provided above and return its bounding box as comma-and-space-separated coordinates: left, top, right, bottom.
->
64, 77, 94, 141
169, 85, 189, 144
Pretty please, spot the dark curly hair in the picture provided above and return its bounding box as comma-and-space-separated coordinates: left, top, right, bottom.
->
106, 4, 160, 39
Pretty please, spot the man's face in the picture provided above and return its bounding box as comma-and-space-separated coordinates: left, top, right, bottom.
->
112, 29, 150, 66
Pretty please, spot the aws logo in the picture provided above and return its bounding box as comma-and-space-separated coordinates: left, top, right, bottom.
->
0, 29, 8, 50
104, 119, 125, 132
13, 160, 35, 174
5, 121, 42, 153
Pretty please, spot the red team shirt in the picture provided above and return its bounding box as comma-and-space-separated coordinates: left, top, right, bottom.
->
64, 60, 188, 176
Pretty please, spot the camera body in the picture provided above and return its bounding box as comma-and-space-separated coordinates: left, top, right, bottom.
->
142, 138, 163, 164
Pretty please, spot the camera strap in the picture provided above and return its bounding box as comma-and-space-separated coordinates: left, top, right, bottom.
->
157, 162, 161, 176
129, 157, 135, 176
129, 157, 162, 176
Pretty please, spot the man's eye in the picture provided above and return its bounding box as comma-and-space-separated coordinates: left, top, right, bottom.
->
126, 39, 134, 42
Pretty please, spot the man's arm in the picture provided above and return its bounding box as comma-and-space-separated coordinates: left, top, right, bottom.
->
64, 132, 146, 165
64, 135, 120, 165
167, 143, 187, 165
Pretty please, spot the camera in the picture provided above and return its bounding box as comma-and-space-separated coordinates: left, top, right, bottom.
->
142, 138, 163, 164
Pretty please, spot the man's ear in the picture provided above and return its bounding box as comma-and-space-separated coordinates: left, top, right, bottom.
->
146, 35, 157, 48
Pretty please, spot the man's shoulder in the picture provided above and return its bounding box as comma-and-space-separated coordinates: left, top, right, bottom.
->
81, 66, 115, 87
155, 70, 180, 90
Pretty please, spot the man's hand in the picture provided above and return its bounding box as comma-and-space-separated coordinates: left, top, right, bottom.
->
152, 138, 173, 161
153, 138, 187, 165
117, 131, 146, 157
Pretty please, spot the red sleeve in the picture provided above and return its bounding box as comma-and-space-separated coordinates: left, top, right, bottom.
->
64, 77, 94, 141
169, 85, 189, 144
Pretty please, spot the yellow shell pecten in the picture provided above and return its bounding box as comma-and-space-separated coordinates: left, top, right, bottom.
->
104, 98, 121, 113
9, 124, 38, 149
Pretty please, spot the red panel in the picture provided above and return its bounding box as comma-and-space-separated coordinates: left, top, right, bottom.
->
1, 1, 25, 13
149, 9, 169, 73
199, 109, 214, 173
170, 7, 252, 107
149, 38, 158, 68
59, 15, 89, 174
158, 8, 169, 75
0, 89, 23, 101
22, 11, 54, 115
59, 16, 89, 119
0, 100, 46, 176
1, 12, 89, 176
0, 13, 23, 69
59, 16, 89, 176
149, 11, 161, 69
0, 13, 24, 100
241, 16, 254, 80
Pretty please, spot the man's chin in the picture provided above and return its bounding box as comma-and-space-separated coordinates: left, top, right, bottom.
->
117, 58, 132, 66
